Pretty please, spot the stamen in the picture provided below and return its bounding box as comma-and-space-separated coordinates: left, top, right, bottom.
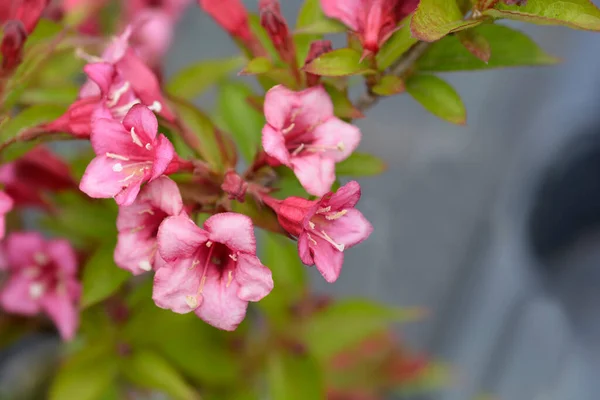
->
185, 295, 199, 308
317, 206, 331, 214
148, 101, 162, 113
106, 152, 129, 161
130, 225, 145, 234
75, 47, 103, 63
325, 210, 347, 220
138, 209, 154, 215
188, 259, 200, 270
138, 260, 152, 271
319, 230, 345, 252
226, 271, 234, 288
106, 81, 131, 107
291, 143, 305, 156
145, 143, 152, 151
111, 100, 141, 117
289, 108, 301, 122
206, 241, 213, 248
198, 275, 207, 294
229, 253, 238, 262
282, 123, 296, 135
29, 282, 45, 299
112, 163, 123, 172
130, 127, 143, 147
309, 221, 315, 230
307, 233, 317, 245
23, 267, 40, 278
33, 252, 48, 265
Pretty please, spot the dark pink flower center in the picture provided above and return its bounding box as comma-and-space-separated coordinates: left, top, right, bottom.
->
22, 252, 64, 300
281, 107, 344, 157
306, 206, 348, 252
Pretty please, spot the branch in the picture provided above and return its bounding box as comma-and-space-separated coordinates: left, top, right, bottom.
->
354, 41, 431, 112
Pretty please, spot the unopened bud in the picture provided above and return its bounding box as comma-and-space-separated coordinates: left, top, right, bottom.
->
1, 20, 27, 73
304, 40, 332, 87
221, 170, 248, 202
259, 0, 296, 66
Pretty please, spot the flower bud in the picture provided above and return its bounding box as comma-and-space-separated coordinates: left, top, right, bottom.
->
221, 170, 248, 202
303, 40, 332, 87
1, 20, 27, 73
259, 0, 296, 66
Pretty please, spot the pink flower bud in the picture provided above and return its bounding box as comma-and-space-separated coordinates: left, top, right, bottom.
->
259, 0, 295, 65
221, 170, 248, 202
304, 40, 333, 87
0, 20, 27, 73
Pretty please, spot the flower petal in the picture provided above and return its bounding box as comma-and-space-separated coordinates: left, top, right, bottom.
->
295, 85, 334, 131
4, 232, 44, 268
122, 103, 158, 143
90, 117, 144, 157
311, 236, 344, 283
262, 124, 290, 166
0, 275, 40, 315
325, 209, 373, 248
291, 155, 336, 197
157, 214, 209, 261
79, 155, 139, 201
263, 85, 298, 129
114, 180, 144, 206
150, 134, 175, 180
83, 62, 115, 95
326, 180, 361, 209
320, 0, 361, 31
41, 290, 80, 340
142, 176, 183, 216
46, 239, 78, 275
153, 257, 203, 313
114, 233, 157, 275
297, 232, 314, 265
204, 212, 256, 253
195, 264, 248, 331
235, 254, 273, 302
311, 117, 361, 162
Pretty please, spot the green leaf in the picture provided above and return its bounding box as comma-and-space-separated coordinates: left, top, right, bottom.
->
371, 75, 405, 96
267, 351, 325, 400
0, 104, 64, 142
216, 82, 264, 162
457, 29, 491, 62
20, 85, 79, 105
249, 14, 280, 62
169, 96, 235, 171
336, 152, 387, 176
294, 18, 347, 35
240, 57, 273, 75
376, 19, 418, 70
303, 49, 376, 77
122, 350, 199, 400
406, 74, 466, 125
258, 231, 307, 323
231, 196, 284, 234
324, 84, 365, 120
81, 244, 130, 308
484, 0, 600, 30
411, 0, 482, 41
417, 24, 560, 71
49, 341, 119, 400
304, 299, 424, 360
271, 166, 308, 199
295, 0, 328, 64
166, 56, 244, 100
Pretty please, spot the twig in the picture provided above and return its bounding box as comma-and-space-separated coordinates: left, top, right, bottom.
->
354, 41, 431, 112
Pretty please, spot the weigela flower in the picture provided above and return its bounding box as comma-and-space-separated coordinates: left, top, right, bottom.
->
221, 170, 248, 202
259, 0, 296, 66
263, 181, 372, 283
262, 85, 361, 196
198, 0, 266, 57
153, 212, 274, 331
0, 191, 13, 239
114, 176, 183, 275
79, 104, 178, 206
0, 146, 75, 208
304, 40, 333, 87
0, 232, 81, 340
320, 0, 419, 57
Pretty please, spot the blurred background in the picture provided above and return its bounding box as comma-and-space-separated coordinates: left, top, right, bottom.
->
3, 1, 600, 399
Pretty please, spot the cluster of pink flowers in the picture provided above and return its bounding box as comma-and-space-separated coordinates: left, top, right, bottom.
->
0, 0, 377, 336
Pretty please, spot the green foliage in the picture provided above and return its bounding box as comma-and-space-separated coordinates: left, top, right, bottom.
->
372, 75, 406, 96
417, 25, 559, 71
49, 341, 119, 400
411, 0, 482, 41
303, 49, 376, 76
324, 84, 365, 119
457, 29, 492, 62
484, 0, 600, 30
406, 74, 466, 125
241, 57, 274, 75
20, 85, 79, 105
304, 299, 424, 360
122, 350, 200, 400
267, 350, 325, 400
336, 152, 387, 176
216, 82, 265, 162
166, 56, 245, 100
376, 19, 418, 70
295, 0, 331, 65
81, 244, 130, 308
249, 14, 280, 62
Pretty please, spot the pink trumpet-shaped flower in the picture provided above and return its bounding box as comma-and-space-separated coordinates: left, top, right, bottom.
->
0, 191, 13, 239
114, 176, 183, 275
153, 212, 273, 331
0, 232, 81, 340
263, 181, 373, 283
262, 85, 361, 196
320, 0, 418, 57
79, 104, 177, 206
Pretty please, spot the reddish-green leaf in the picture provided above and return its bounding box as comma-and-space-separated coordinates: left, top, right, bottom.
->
371, 75, 405, 96
457, 29, 491, 62
411, 0, 482, 41
406, 74, 466, 125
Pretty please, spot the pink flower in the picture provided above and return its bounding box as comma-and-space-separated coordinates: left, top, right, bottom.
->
262, 85, 361, 196
0, 146, 75, 208
0, 0, 49, 34
0, 232, 81, 340
320, 0, 419, 56
153, 212, 274, 331
129, 10, 174, 67
198, 0, 266, 57
221, 170, 248, 202
1, 20, 27, 72
0, 191, 13, 239
79, 104, 178, 206
263, 181, 372, 283
114, 176, 183, 275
